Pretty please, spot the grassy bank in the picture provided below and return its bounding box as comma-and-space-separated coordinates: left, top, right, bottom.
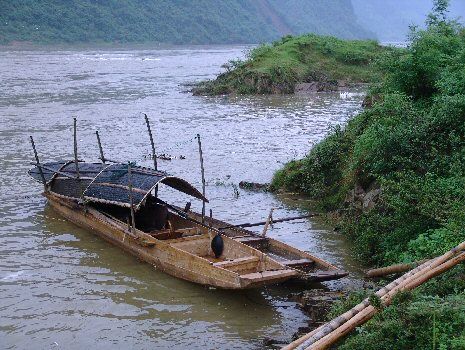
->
193, 34, 390, 95
272, 2, 465, 348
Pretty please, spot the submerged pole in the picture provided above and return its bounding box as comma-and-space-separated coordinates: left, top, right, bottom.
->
197, 134, 206, 222
95, 131, 106, 163
29, 136, 47, 190
127, 163, 136, 231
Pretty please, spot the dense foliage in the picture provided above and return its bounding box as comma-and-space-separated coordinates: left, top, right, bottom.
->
194, 34, 389, 95
273, 3, 465, 347
273, 5, 465, 266
0, 0, 372, 45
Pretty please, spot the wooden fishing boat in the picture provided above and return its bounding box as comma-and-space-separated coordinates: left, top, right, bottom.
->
27, 116, 346, 289
29, 159, 346, 289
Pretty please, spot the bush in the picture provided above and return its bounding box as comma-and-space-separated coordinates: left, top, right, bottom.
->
273, 1, 465, 266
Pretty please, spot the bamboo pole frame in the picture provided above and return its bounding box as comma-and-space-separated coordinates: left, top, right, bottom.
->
127, 163, 136, 231
144, 114, 158, 198
95, 131, 106, 164
261, 208, 275, 237
73, 118, 81, 180
73, 117, 83, 198
144, 114, 158, 171
29, 135, 47, 190
29, 162, 80, 180
197, 134, 206, 222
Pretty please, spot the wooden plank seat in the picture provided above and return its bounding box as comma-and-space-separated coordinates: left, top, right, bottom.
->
240, 269, 297, 282
212, 256, 259, 268
149, 229, 183, 240
150, 227, 202, 240
235, 236, 268, 244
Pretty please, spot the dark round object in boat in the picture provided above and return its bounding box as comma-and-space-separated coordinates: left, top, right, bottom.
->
211, 233, 224, 258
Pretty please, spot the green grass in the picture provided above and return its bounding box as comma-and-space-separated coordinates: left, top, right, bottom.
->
193, 34, 391, 95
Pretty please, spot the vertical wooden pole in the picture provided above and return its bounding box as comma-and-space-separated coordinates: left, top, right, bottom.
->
144, 114, 157, 170
197, 134, 206, 222
127, 163, 136, 231
144, 113, 158, 198
95, 131, 106, 163
73, 117, 83, 198
261, 208, 275, 237
73, 118, 81, 179
30, 136, 47, 191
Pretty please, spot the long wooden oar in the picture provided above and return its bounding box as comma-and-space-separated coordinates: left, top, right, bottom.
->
219, 214, 317, 230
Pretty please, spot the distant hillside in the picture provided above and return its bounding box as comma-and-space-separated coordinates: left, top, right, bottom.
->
0, 0, 373, 45
269, 0, 374, 40
352, 0, 465, 42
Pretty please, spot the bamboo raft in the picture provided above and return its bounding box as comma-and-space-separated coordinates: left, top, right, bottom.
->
28, 117, 347, 289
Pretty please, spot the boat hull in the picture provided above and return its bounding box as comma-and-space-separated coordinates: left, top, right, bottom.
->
45, 193, 297, 289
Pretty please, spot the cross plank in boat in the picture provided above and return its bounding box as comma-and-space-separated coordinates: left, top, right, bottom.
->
213, 256, 259, 268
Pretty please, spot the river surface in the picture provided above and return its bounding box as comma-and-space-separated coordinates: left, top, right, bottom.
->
0, 45, 365, 349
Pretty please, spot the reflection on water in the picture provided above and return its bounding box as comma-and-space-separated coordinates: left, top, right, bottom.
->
0, 46, 364, 349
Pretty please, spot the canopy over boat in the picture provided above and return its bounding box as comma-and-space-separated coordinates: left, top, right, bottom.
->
84, 163, 208, 208
29, 161, 208, 209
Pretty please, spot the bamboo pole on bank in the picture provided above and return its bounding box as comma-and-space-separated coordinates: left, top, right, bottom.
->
307, 251, 465, 350
284, 241, 465, 350
366, 259, 429, 278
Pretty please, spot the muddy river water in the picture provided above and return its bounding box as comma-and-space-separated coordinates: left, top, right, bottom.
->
1, 46, 365, 349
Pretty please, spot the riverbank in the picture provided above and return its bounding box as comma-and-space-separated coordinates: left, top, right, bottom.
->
193, 34, 392, 95
273, 3, 465, 349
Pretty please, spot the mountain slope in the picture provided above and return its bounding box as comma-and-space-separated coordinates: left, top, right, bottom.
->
352, 0, 465, 42
0, 0, 373, 45
269, 0, 374, 39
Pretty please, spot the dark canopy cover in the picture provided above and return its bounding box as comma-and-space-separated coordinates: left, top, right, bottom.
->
29, 162, 208, 209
